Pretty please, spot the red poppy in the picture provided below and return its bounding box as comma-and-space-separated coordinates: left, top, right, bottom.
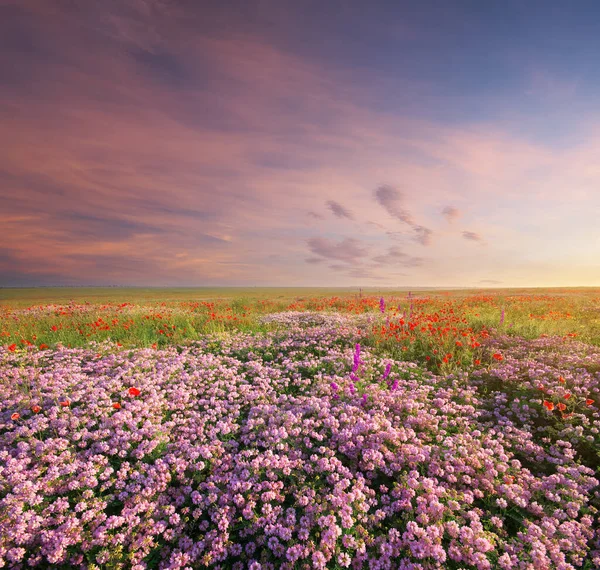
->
564, 393, 571, 400
31, 405, 41, 414
128, 387, 141, 397
557, 402, 566, 411
51, 325, 58, 332
586, 399, 595, 406
60, 400, 70, 407
39, 344, 49, 350
492, 353, 503, 361
11, 412, 20, 421
112, 402, 121, 409
152, 343, 157, 349
543, 400, 554, 411
558, 376, 565, 384
8, 344, 17, 352
455, 341, 463, 347
474, 359, 481, 365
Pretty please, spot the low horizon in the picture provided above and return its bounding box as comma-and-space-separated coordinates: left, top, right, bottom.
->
2, 284, 599, 292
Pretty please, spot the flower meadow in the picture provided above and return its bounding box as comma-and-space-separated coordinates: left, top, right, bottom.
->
1, 293, 600, 569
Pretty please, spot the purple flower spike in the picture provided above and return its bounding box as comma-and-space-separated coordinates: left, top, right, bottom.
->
352, 343, 361, 373
500, 308, 505, 326
382, 363, 392, 382
361, 393, 367, 406
330, 382, 339, 391
391, 379, 398, 391
379, 297, 385, 313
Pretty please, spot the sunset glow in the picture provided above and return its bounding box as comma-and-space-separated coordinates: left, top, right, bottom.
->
2, 1, 600, 287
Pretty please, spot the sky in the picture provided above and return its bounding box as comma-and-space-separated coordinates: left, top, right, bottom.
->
1, 0, 600, 288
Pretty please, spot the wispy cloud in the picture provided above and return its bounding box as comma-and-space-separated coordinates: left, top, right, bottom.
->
307, 237, 368, 264
462, 231, 485, 244
442, 206, 460, 222
326, 200, 354, 219
373, 185, 433, 246
373, 185, 414, 225
413, 225, 433, 246
373, 246, 423, 267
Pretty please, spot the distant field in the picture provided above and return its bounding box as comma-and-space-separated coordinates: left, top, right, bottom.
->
2, 286, 599, 305
0, 287, 364, 306
1, 286, 600, 353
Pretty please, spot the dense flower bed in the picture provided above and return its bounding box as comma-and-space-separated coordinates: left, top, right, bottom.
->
1, 314, 598, 569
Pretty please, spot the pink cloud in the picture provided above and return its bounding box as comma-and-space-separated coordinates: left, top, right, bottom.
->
374, 185, 414, 225
307, 237, 368, 264
462, 231, 485, 244
326, 200, 354, 219
442, 206, 460, 222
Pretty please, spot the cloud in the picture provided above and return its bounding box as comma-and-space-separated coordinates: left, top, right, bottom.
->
328, 264, 347, 272
413, 225, 433, 246
462, 231, 485, 244
326, 200, 354, 219
307, 211, 324, 220
442, 206, 460, 222
373, 247, 423, 268
479, 279, 503, 284
304, 257, 323, 264
373, 185, 414, 225
385, 230, 407, 240
374, 185, 433, 246
307, 237, 368, 264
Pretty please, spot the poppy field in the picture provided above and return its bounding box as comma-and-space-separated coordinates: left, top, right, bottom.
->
1, 288, 599, 569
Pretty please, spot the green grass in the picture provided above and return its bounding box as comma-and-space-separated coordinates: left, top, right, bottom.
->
2, 287, 600, 350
